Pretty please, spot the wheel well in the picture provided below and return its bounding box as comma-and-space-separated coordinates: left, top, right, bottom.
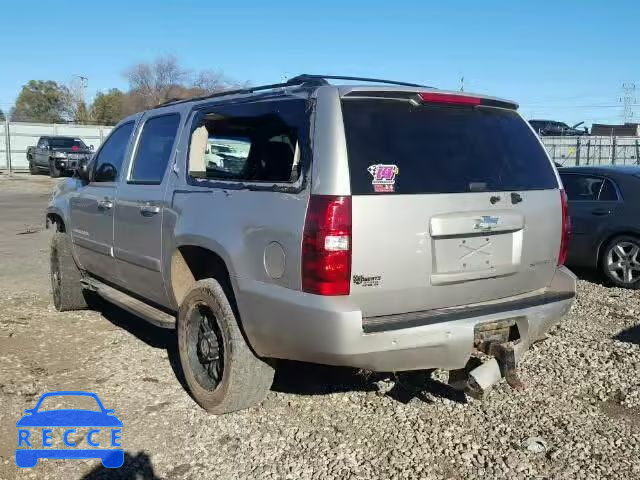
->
46, 213, 65, 232
170, 246, 232, 305
597, 231, 640, 266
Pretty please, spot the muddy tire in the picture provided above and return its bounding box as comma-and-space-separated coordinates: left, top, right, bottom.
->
49, 159, 61, 178
177, 278, 274, 414
50, 232, 88, 311
29, 159, 38, 175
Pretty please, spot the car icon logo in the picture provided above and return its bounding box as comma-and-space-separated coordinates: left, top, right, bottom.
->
15, 391, 123, 468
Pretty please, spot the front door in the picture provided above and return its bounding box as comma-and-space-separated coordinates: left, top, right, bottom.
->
113, 112, 181, 308
69, 121, 136, 282
35, 138, 49, 168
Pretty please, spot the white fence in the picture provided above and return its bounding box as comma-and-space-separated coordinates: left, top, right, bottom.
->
2, 123, 638, 172
541, 136, 640, 167
1, 121, 114, 171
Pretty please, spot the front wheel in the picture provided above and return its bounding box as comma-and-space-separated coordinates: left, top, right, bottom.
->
177, 278, 274, 414
49, 159, 61, 178
50, 232, 88, 311
600, 235, 640, 289
28, 159, 38, 175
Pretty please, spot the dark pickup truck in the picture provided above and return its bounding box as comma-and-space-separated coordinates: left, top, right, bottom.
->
27, 136, 94, 177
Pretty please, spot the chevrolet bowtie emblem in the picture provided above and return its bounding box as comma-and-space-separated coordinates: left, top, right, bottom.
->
474, 215, 500, 231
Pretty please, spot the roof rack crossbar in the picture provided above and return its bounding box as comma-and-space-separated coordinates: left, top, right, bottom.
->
287, 74, 428, 88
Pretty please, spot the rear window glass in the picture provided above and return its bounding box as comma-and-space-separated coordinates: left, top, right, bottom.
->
341, 99, 558, 194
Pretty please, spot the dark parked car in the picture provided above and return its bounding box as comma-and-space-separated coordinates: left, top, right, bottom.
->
27, 136, 94, 177
529, 120, 588, 137
559, 165, 640, 288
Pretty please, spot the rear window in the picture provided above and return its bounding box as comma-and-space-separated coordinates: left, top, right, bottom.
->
341, 99, 558, 195
49, 137, 87, 149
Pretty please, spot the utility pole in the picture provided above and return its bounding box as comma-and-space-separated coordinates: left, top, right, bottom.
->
71, 75, 88, 104
621, 82, 637, 123
460, 76, 465, 92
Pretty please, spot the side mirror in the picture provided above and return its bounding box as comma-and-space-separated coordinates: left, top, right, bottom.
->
77, 159, 91, 183
89, 145, 94, 151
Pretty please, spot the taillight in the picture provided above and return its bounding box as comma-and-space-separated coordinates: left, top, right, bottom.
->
302, 195, 352, 295
418, 92, 481, 106
558, 189, 570, 266
72, 145, 79, 151
416, 92, 518, 110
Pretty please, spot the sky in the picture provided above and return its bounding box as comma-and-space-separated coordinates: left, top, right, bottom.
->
1, 0, 638, 127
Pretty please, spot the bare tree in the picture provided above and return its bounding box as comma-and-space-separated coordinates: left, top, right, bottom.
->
120, 55, 246, 115
193, 70, 241, 93
124, 55, 188, 108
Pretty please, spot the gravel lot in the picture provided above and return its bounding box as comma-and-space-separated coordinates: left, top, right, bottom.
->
0, 173, 639, 480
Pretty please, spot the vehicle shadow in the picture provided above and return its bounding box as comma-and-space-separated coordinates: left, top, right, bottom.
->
91, 297, 189, 392
81, 451, 160, 480
93, 297, 466, 406
615, 324, 640, 346
567, 266, 608, 286
271, 361, 467, 405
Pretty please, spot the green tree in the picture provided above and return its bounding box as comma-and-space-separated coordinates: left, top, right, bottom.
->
10, 80, 72, 123
90, 89, 124, 125
0, 108, 5, 121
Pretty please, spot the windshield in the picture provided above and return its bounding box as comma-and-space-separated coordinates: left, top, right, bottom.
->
341, 99, 557, 195
36, 395, 102, 412
49, 138, 88, 149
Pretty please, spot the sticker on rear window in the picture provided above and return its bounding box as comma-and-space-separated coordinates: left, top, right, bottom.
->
367, 164, 399, 193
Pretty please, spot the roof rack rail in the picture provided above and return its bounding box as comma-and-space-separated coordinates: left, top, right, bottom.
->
153, 74, 426, 109
154, 76, 325, 109
287, 74, 427, 88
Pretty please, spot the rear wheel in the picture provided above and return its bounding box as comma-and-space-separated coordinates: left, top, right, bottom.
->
49, 159, 61, 178
50, 232, 88, 311
600, 235, 640, 289
177, 278, 274, 414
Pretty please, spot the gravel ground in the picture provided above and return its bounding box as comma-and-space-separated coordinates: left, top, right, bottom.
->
0, 174, 639, 480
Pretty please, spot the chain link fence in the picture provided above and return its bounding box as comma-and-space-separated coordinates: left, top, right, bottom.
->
541, 136, 640, 167
0, 121, 113, 171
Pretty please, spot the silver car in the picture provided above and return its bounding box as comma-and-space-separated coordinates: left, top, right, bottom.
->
47, 74, 575, 413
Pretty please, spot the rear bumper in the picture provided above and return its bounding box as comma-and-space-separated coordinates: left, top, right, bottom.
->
238, 267, 576, 372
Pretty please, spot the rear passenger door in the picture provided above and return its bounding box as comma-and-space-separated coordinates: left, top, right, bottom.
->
560, 173, 621, 265
113, 112, 182, 307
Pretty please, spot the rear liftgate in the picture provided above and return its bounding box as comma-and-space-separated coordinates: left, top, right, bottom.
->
449, 319, 526, 399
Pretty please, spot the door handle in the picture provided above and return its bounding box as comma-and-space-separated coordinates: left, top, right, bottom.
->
591, 208, 612, 216
97, 199, 113, 211
139, 204, 161, 216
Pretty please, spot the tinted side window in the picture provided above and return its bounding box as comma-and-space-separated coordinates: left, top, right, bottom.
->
130, 114, 180, 183
342, 100, 557, 195
598, 179, 619, 201
561, 174, 605, 201
93, 122, 135, 182
187, 99, 308, 184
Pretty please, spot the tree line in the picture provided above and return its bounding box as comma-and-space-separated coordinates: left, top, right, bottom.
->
3, 56, 243, 126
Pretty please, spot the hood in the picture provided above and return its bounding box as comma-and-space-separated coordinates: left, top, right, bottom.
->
54, 147, 93, 154
16, 409, 123, 427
